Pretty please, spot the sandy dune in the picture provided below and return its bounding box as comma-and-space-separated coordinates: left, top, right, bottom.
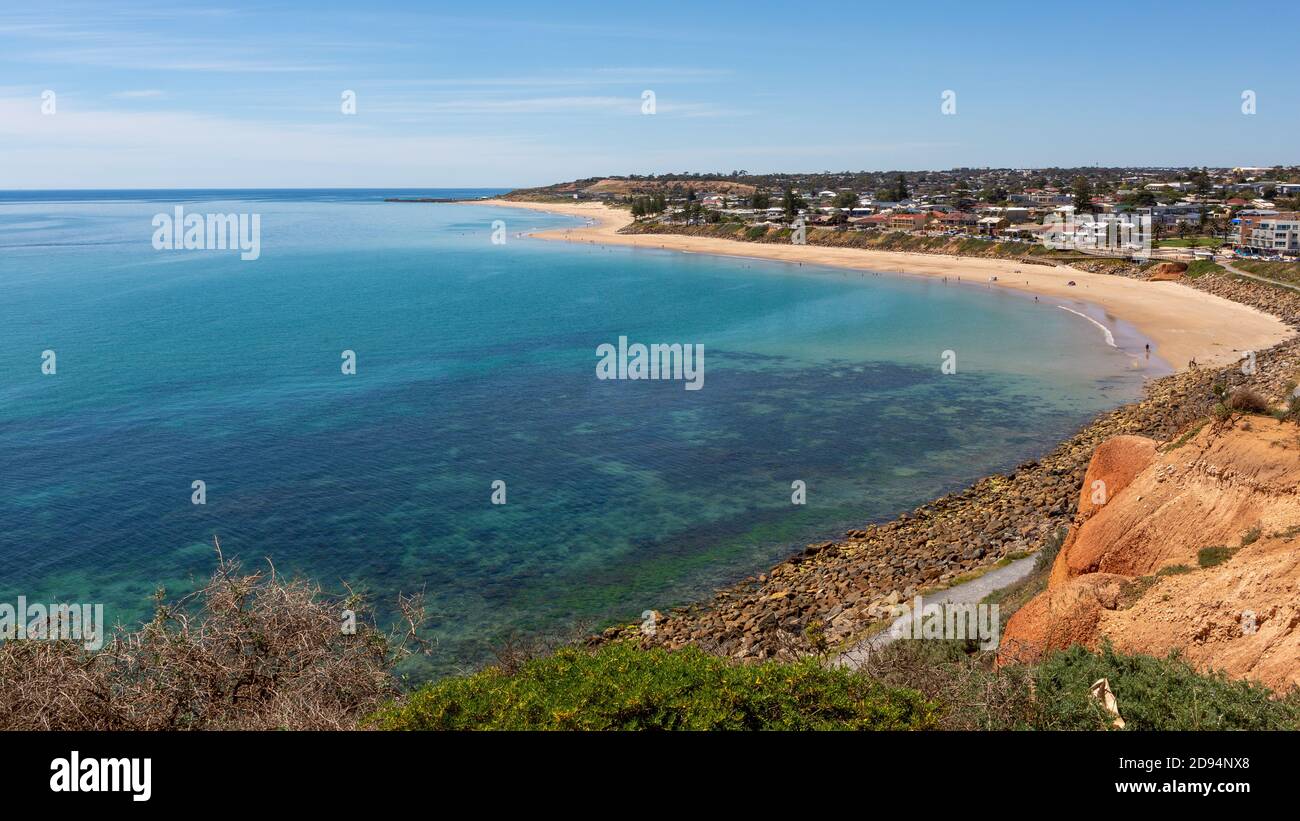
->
474, 199, 1294, 372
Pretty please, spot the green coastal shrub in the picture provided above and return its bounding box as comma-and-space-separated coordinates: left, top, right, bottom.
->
372, 639, 1299, 732
1029, 644, 1300, 730
1183, 259, 1224, 279
1162, 421, 1206, 451
1198, 545, 1236, 568
369, 642, 939, 731
860, 638, 1299, 731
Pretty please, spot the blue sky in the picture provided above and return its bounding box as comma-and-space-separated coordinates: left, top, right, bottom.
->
2, 0, 1297, 188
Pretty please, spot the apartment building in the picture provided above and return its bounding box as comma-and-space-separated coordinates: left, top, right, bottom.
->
1238, 211, 1300, 255
889, 212, 932, 232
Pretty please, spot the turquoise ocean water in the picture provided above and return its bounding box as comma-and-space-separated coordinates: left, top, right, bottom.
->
0, 190, 1159, 677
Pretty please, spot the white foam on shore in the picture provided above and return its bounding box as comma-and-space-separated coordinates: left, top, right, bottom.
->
1057, 305, 1116, 347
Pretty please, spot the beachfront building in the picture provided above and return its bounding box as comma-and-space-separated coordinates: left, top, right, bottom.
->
1238, 211, 1300, 256
976, 205, 1034, 223
850, 214, 892, 230
889, 212, 932, 232
935, 211, 977, 230
1047, 213, 1151, 255
1001, 222, 1047, 241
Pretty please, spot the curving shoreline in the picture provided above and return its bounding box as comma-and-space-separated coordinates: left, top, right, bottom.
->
466, 197, 1300, 661
472, 199, 1293, 373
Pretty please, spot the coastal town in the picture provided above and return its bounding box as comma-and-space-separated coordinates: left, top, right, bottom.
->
511, 166, 1300, 262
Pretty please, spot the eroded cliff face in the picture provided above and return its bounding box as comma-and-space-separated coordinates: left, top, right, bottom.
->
1001, 418, 1300, 693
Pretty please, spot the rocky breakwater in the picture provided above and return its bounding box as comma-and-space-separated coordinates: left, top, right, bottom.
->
1186, 269, 1300, 331
1000, 417, 1300, 693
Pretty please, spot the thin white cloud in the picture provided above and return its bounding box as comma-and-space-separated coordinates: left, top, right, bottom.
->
0, 95, 536, 187
592, 67, 733, 79
315, 93, 747, 119
364, 96, 637, 115
0, 11, 342, 73
387, 67, 734, 90
26, 46, 334, 72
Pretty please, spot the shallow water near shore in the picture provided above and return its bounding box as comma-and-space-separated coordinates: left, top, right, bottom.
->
0, 191, 1155, 678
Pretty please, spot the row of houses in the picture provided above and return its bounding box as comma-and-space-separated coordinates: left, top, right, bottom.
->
858, 205, 1299, 256
638, 174, 1299, 258
833, 210, 1022, 237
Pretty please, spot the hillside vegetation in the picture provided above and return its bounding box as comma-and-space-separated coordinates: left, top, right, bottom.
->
504, 177, 754, 202
1233, 259, 1300, 287
372, 638, 1300, 731
369, 642, 938, 731
4, 534, 1296, 731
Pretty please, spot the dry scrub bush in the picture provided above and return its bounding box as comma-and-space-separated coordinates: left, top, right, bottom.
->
1226, 387, 1270, 414
0, 539, 426, 730
853, 639, 1040, 730
489, 618, 597, 676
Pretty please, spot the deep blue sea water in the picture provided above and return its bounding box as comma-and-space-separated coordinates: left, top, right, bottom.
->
0, 189, 1159, 677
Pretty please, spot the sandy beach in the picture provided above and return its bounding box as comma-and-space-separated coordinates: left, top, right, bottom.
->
474, 199, 1294, 372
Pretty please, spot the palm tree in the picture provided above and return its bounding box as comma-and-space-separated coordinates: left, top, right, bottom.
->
1200, 216, 1214, 245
